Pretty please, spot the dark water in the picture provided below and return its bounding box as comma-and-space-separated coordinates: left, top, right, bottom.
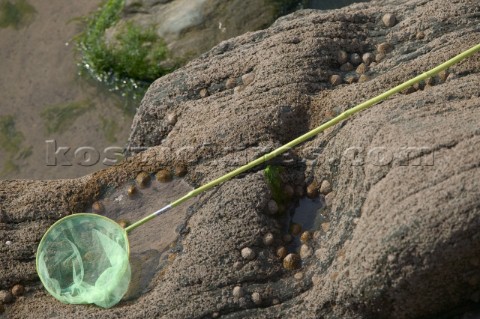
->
305, 0, 368, 10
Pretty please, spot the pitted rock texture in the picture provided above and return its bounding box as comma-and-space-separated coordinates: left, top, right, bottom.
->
1, 0, 480, 318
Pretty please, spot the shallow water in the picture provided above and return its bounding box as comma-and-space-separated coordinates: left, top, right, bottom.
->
90, 177, 195, 299
0, 0, 134, 180
305, 0, 367, 10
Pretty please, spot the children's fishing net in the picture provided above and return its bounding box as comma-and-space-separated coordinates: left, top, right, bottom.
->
36, 214, 131, 308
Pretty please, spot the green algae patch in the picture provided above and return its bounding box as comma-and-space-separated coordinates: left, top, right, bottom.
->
264, 165, 285, 204
0, 0, 36, 29
0, 115, 30, 175
41, 100, 94, 134
77, 0, 173, 109
100, 116, 118, 143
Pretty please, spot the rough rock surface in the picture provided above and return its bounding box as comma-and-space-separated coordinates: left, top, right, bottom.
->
1, 0, 480, 318
112, 0, 297, 66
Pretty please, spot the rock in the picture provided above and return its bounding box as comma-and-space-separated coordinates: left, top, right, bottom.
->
356, 63, 368, 74
156, 169, 173, 182
349, 53, 362, 66
112, 0, 294, 68
295, 185, 304, 197
358, 74, 370, 83
242, 73, 255, 86
2, 1, 480, 318
127, 185, 137, 197
241, 247, 256, 261
321, 222, 330, 233
251, 292, 262, 305
92, 201, 104, 213
283, 253, 301, 270
225, 78, 237, 89
166, 112, 177, 125
362, 52, 375, 65
283, 185, 294, 199
136, 171, 151, 188
319, 180, 332, 194
233, 286, 244, 298
174, 164, 188, 177
340, 62, 354, 72
282, 234, 293, 244
416, 31, 426, 40
300, 244, 313, 259
267, 200, 278, 215
199, 88, 209, 98
377, 42, 393, 54
337, 50, 348, 64
277, 246, 288, 259
382, 13, 397, 27
300, 231, 312, 243
306, 182, 319, 198
11, 284, 24, 297
0, 290, 13, 304
290, 223, 302, 236
294, 272, 304, 280
263, 233, 274, 246
329, 74, 342, 86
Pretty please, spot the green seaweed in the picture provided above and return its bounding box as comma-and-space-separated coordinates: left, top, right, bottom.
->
41, 100, 94, 134
264, 165, 285, 204
77, 0, 174, 111
0, 115, 24, 154
0, 0, 36, 29
100, 116, 118, 143
0, 115, 30, 175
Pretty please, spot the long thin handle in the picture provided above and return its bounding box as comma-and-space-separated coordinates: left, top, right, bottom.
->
125, 43, 480, 233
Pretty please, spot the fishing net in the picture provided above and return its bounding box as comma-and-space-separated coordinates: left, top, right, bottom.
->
36, 214, 131, 308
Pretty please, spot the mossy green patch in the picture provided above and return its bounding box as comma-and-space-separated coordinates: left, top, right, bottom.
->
264, 165, 285, 204
0, 0, 36, 29
0, 115, 30, 175
77, 0, 174, 113
100, 116, 118, 143
41, 100, 94, 134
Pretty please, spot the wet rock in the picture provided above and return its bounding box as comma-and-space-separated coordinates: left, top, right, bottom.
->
267, 200, 279, 215
306, 181, 319, 198
350, 53, 362, 66
174, 164, 188, 177
300, 231, 312, 243
283, 253, 301, 270
290, 223, 302, 236
136, 171, 151, 188
156, 169, 172, 182
283, 234, 293, 244
127, 185, 137, 197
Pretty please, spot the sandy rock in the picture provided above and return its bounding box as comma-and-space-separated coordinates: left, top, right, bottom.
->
1, 1, 480, 318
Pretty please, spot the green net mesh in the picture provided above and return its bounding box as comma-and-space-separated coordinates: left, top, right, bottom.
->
36, 214, 131, 308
